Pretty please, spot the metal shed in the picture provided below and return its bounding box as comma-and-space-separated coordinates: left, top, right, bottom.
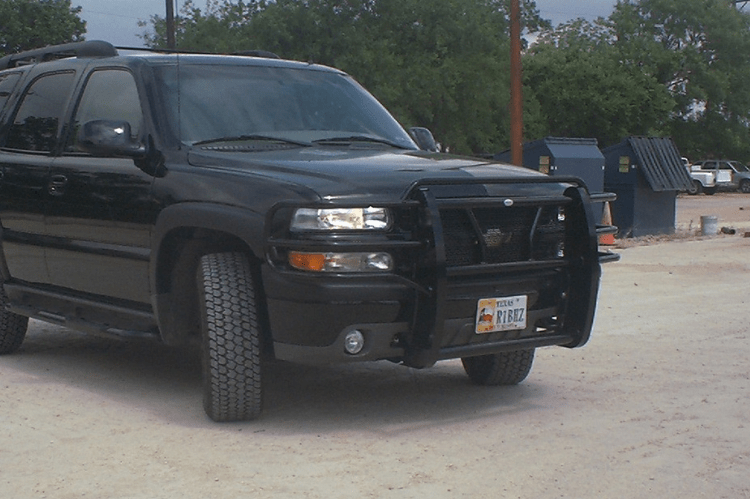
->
495, 137, 605, 193
602, 137, 692, 237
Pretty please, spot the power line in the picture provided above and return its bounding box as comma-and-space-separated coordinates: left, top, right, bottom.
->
79, 8, 146, 21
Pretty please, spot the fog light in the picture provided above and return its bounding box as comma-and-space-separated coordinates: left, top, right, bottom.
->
344, 330, 365, 355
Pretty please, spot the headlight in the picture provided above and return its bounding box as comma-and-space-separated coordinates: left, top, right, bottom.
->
290, 207, 391, 231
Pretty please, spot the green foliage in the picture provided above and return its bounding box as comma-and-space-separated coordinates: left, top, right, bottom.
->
525, 18, 674, 148
0, 0, 86, 56
140, 0, 548, 155
139, 0, 266, 52
525, 0, 750, 161
609, 0, 750, 161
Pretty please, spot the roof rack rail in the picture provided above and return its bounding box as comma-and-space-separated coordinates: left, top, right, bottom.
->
115, 45, 281, 60
232, 50, 280, 59
0, 40, 117, 71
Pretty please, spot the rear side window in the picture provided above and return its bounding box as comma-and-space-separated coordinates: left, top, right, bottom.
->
0, 72, 21, 116
5, 71, 76, 152
67, 69, 143, 153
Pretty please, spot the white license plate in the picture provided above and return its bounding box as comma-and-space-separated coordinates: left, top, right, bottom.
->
475, 295, 528, 334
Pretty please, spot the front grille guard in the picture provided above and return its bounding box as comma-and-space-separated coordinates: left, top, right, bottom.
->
400, 176, 617, 368
266, 175, 618, 368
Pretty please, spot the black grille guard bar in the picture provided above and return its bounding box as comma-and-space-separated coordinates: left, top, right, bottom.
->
405, 176, 619, 263
401, 175, 613, 368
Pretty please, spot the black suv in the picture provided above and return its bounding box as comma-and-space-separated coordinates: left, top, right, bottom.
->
0, 41, 616, 421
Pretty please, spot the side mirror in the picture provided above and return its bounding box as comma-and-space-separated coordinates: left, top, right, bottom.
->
77, 120, 146, 158
408, 127, 440, 153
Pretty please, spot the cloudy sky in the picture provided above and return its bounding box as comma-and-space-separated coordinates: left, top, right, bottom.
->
75, 0, 619, 48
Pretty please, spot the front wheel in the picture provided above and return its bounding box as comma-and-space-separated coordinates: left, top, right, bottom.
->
197, 252, 263, 422
0, 286, 29, 354
461, 349, 535, 386
740, 180, 750, 194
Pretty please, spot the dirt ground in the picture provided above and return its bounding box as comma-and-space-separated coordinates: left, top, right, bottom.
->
1, 194, 749, 498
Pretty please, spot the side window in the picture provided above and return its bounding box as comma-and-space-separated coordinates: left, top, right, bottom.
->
719, 161, 731, 170
0, 72, 22, 116
5, 71, 76, 152
67, 69, 142, 153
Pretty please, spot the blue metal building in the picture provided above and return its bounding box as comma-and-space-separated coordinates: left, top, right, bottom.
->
602, 137, 692, 237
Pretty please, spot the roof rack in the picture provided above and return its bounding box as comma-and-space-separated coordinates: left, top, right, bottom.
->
0, 40, 117, 71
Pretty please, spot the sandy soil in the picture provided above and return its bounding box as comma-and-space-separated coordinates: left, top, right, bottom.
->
675, 192, 750, 233
1, 195, 749, 498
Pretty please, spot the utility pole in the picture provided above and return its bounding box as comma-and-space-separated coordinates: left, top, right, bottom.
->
166, 0, 176, 49
509, 0, 523, 166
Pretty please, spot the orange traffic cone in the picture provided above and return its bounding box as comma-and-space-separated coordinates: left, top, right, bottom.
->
599, 202, 615, 245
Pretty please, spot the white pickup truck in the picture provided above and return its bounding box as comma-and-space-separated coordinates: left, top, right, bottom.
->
683, 158, 717, 195
691, 160, 750, 193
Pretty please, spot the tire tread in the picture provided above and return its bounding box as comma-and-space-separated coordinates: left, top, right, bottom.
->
198, 252, 263, 422
461, 349, 535, 386
0, 287, 29, 355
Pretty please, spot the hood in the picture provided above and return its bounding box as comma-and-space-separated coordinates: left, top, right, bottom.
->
187, 146, 546, 203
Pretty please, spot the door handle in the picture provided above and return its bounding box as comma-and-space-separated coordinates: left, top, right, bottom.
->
48, 175, 68, 196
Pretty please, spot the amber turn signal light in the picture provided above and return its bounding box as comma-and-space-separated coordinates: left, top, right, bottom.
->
288, 252, 327, 271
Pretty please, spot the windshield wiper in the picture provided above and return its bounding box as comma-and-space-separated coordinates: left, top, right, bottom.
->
313, 135, 410, 149
194, 134, 311, 147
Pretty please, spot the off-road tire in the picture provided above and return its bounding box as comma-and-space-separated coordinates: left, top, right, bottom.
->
687, 180, 701, 195
461, 349, 535, 386
741, 180, 750, 194
197, 252, 263, 422
0, 287, 29, 354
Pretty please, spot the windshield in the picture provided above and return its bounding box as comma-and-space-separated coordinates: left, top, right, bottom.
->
731, 161, 750, 172
153, 62, 417, 149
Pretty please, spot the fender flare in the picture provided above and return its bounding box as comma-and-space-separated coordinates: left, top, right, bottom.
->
152, 202, 266, 256
150, 202, 268, 344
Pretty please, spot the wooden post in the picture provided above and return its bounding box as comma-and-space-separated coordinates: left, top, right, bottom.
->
166, 0, 176, 49
510, 0, 523, 166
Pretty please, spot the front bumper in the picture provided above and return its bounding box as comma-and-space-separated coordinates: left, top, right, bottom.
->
264, 176, 617, 368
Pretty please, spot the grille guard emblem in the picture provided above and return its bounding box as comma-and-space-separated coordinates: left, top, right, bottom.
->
483, 228, 513, 247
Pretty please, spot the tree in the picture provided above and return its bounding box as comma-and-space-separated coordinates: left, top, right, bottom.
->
525, 1, 750, 161
610, 0, 750, 160
524, 18, 674, 147
139, 0, 266, 52
140, 0, 550, 155
0, 0, 86, 56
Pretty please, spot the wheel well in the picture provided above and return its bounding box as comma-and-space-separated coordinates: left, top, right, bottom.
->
154, 227, 268, 346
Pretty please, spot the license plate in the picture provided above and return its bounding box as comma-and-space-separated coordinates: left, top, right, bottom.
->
475, 295, 528, 334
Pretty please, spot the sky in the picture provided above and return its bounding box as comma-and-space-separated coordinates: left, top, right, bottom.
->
74, 0, 620, 48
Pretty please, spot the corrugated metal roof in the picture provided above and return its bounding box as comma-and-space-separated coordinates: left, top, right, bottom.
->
627, 137, 693, 192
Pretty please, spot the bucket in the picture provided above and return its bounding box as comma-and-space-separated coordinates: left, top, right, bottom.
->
700, 215, 718, 236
